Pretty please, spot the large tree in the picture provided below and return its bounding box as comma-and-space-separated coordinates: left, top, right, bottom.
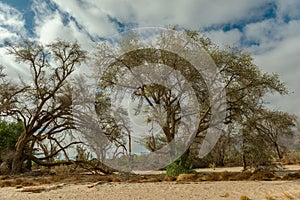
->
1, 40, 86, 174
92, 29, 214, 171
92, 28, 295, 171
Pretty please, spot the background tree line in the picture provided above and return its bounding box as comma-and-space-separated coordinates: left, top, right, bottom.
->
0, 28, 298, 175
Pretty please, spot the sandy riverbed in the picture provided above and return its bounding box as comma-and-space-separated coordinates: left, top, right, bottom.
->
1, 181, 300, 200
1, 165, 300, 200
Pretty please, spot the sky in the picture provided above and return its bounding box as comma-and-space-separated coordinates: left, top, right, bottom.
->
0, 0, 300, 118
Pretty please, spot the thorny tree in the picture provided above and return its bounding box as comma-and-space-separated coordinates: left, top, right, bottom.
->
2, 40, 86, 174
93, 29, 220, 170
93, 28, 295, 170
244, 109, 295, 160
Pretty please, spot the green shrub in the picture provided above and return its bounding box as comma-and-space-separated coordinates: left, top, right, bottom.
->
0, 120, 23, 154
166, 153, 196, 177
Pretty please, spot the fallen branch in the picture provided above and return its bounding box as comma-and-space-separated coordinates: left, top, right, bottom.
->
20, 183, 66, 193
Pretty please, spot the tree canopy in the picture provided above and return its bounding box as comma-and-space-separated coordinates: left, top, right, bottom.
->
0, 28, 297, 174
91, 28, 296, 171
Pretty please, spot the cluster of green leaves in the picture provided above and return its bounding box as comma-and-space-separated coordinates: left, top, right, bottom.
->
0, 120, 23, 154
166, 152, 196, 176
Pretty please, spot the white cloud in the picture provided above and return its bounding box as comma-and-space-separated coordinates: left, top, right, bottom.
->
49, 0, 118, 37
0, 2, 24, 29
241, 15, 300, 115
1, 0, 299, 117
244, 18, 300, 54
0, 2, 28, 82
31, 0, 94, 50
0, 2, 26, 44
48, 0, 271, 31
36, 0, 299, 117
276, 0, 300, 20
0, 47, 30, 83
0, 28, 18, 43
253, 35, 300, 115
205, 29, 242, 48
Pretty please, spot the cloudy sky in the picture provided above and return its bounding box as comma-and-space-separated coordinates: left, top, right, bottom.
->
0, 0, 300, 117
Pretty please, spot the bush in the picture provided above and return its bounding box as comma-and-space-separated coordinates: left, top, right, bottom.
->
0, 120, 23, 155
166, 153, 196, 177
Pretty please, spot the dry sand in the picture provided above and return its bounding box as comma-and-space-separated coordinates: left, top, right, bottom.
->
1, 165, 300, 200
1, 181, 300, 200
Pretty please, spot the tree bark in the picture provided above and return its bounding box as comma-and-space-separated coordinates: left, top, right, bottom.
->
274, 143, 283, 159
11, 132, 27, 174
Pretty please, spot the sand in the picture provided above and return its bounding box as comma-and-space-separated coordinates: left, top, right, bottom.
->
1, 165, 300, 200
1, 181, 300, 200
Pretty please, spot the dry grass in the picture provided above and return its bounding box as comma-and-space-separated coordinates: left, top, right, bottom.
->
138, 177, 162, 183
0, 175, 11, 180
250, 171, 277, 181
0, 172, 106, 188
1, 171, 298, 188
202, 173, 221, 181
163, 176, 176, 181
282, 172, 300, 180
176, 174, 198, 182
0, 177, 36, 188
240, 195, 251, 200
1, 165, 300, 189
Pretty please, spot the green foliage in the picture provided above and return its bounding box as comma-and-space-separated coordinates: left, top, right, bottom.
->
166, 153, 196, 177
0, 120, 23, 153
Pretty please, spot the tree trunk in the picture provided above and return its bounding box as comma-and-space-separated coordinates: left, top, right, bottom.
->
11, 133, 27, 174
274, 143, 283, 159
242, 152, 247, 171
25, 158, 32, 171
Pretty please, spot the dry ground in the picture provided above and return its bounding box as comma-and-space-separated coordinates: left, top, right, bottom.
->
1, 181, 300, 200
0, 165, 300, 200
